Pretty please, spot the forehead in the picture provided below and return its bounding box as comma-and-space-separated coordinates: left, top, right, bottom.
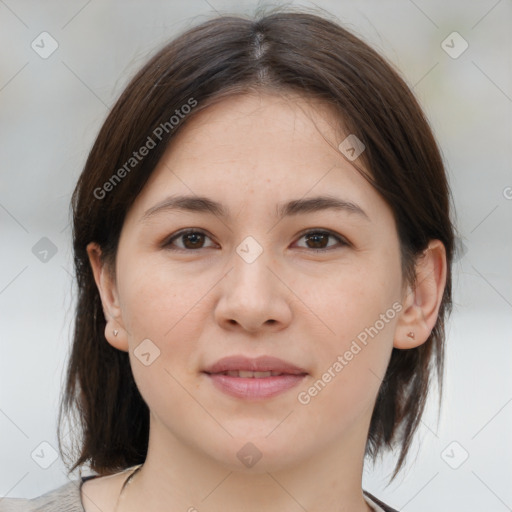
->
124, 91, 388, 226
168, 91, 345, 162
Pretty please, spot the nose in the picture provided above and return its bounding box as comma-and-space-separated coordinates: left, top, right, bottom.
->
214, 246, 293, 334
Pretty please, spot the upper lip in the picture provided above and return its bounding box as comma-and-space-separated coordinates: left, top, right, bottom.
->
203, 355, 308, 375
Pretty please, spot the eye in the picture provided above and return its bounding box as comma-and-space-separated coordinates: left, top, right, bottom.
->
162, 228, 349, 252
293, 229, 349, 251
163, 229, 217, 251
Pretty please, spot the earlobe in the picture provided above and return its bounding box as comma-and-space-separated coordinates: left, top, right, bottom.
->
86, 242, 129, 352
104, 322, 129, 352
394, 239, 447, 349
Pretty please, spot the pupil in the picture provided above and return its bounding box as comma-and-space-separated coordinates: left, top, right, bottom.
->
307, 233, 327, 248
184, 233, 203, 248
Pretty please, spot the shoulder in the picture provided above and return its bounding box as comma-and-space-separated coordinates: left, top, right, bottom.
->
0, 479, 84, 512
0, 469, 132, 512
2, 480, 398, 512
364, 490, 400, 512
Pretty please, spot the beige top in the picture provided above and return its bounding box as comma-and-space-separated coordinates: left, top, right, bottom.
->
0, 477, 395, 512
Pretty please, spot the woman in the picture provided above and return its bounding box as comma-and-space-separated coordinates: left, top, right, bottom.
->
1, 7, 454, 512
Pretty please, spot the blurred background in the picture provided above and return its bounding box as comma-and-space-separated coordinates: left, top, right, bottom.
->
0, 1, 511, 510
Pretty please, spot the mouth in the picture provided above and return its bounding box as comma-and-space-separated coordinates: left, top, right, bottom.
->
212, 370, 295, 377
202, 355, 308, 400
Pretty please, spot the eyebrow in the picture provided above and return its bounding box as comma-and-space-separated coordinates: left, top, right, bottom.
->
141, 194, 370, 223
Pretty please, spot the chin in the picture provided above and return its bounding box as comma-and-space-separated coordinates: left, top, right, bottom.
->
203, 434, 312, 474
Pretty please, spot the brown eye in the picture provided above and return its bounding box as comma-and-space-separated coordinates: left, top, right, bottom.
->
164, 229, 216, 250
295, 230, 348, 251
163, 228, 348, 252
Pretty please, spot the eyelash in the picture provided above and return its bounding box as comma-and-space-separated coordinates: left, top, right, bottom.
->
162, 228, 349, 252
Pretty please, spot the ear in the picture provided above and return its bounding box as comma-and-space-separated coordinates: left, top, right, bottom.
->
86, 242, 129, 352
394, 239, 447, 349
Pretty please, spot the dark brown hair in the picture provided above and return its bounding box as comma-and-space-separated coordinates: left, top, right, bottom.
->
58, 6, 456, 481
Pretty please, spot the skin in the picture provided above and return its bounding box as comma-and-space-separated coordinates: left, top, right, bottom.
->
84, 91, 447, 512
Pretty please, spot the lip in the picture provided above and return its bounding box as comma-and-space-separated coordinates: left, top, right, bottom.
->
203, 355, 308, 374
202, 355, 308, 400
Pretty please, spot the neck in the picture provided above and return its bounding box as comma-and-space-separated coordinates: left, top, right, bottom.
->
119, 413, 374, 512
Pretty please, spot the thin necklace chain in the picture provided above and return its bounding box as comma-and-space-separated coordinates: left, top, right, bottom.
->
112, 464, 143, 512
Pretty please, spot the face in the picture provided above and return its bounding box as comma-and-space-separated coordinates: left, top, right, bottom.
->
92, 92, 411, 473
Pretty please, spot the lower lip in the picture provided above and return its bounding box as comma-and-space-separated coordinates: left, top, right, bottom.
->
205, 373, 307, 399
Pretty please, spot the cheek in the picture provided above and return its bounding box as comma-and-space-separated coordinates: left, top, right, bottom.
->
118, 257, 205, 338
119, 260, 211, 418
306, 254, 401, 345
296, 307, 397, 437
117, 258, 215, 403
296, 255, 401, 411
